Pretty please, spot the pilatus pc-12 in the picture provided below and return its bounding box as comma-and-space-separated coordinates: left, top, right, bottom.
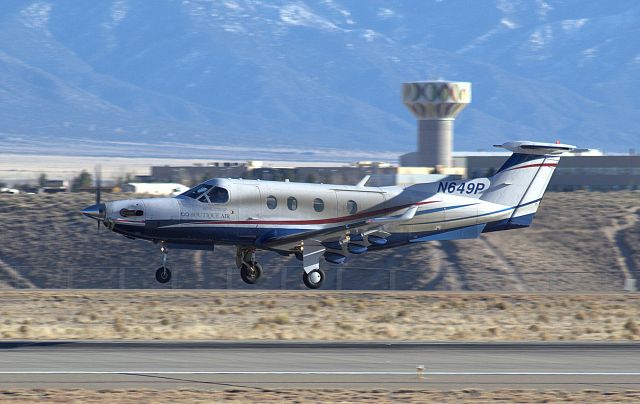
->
81, 141, 574, 289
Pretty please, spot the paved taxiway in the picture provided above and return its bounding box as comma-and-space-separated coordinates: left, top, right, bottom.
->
0, 341, 639, 390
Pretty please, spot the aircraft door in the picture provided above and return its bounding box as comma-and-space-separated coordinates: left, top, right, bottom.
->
234, 184, 261, 231
336, 191, 385, 218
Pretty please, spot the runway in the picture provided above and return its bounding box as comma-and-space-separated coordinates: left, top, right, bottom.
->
1, 341, 639, 390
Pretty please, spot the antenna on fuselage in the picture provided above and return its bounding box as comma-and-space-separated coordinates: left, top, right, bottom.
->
356, 175, 370, 187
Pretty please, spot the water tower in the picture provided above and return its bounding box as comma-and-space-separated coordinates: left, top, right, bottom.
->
399, 81, 471, 167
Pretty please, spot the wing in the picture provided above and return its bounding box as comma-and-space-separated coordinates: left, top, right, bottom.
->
258, 205, 419, 254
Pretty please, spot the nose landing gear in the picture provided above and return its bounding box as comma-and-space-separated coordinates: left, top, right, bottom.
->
156, 243, 172, 284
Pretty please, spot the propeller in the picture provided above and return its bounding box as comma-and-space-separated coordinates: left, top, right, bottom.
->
95, 164, 102, 232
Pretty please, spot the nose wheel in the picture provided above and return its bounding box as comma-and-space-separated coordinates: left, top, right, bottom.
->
155, 243, 172, 284
155, 266, 171, 283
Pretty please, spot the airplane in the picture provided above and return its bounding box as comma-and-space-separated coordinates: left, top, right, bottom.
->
81, 141, 575, 289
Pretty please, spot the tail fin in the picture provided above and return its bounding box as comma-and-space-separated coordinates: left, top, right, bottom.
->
481, 141, 575, 231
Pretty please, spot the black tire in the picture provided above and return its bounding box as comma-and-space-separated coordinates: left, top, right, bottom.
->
240, 262, 262, 284
155, 266, 171, 283
303, 269, 325, 289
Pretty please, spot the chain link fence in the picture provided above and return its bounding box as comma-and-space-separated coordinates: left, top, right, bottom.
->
0, 265, 637, 292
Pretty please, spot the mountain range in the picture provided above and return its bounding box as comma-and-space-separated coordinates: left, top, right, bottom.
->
1, 0, 639, 160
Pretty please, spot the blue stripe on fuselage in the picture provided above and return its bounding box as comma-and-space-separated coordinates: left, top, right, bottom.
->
415, 203, 477, 216
407, 198, 542, 226
496, 153, 542, 173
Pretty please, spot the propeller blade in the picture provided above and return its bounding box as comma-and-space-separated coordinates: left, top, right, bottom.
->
95, 164, 102, 233
95, 164, 102, 205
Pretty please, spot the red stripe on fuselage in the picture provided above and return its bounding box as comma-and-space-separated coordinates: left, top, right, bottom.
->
190, 200, 440, 226
113, 218, 146, 224
504, 163, 558, 172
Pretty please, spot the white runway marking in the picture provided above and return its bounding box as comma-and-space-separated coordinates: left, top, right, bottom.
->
2, 371, 640, 376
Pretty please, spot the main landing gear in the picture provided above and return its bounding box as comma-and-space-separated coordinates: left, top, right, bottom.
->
236, 247, 262, 285
236, 245, 325, 288
300, 242, 326, 290
155, 243, 172, 284
303, 268, 325, 289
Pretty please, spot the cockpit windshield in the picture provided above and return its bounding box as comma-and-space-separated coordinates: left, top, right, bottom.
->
181, 184, 211, 199
181, 184, 229, 204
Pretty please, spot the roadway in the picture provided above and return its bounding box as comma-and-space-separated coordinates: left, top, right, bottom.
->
0, 341, 639, 390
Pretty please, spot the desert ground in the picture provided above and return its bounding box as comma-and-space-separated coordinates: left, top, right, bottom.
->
1, 291, 638, 341
0, 191, 638, 292
1, 388, 639, 403
1, 192, 639, 402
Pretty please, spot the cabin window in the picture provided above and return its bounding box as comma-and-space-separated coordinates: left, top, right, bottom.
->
346, 200, 358, 215
287, 196, 298, 211
266, 195, 278, 210
120, 208, 143, 217
313, 198, 324, 212
207, 187, 229, 204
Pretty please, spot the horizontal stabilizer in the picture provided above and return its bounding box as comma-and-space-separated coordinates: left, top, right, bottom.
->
494, 141, 576, 155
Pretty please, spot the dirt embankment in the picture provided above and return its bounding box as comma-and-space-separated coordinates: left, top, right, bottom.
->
0, 191, 639, 291
1, 291, 639, 341
1, 388, 639, 403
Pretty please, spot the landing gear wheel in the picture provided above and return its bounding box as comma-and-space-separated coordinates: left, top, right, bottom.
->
240, 262, 262, 284
303, 269, 325, 289
155, 266, 171, 283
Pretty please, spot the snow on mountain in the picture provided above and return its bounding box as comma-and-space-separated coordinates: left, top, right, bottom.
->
0, 0, 638, 159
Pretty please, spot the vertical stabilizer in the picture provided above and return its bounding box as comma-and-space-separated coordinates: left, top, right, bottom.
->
481, 141, 575, 231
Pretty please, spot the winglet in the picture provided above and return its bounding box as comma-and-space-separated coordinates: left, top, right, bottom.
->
356, 175, 370, 187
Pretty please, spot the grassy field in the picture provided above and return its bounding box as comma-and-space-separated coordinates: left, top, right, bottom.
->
1, 291, 638, 341
1, 388, 639, 403
0, 191, 638, 291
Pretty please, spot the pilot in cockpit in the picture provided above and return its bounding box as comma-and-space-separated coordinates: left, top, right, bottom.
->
208, 187, 229, 204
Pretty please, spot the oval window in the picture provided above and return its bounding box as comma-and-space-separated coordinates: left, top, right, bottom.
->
266, 195, 277, 210
287, 196, 297, 211
313, 198, 324, 212
346, 200, 357, 215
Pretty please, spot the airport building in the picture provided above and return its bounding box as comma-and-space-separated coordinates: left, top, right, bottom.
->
146, 79, 639, 191
463, 153, 640, 191
148, 152, 640, 191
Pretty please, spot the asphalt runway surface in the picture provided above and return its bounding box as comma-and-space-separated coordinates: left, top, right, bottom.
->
0, 341, 639, 390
